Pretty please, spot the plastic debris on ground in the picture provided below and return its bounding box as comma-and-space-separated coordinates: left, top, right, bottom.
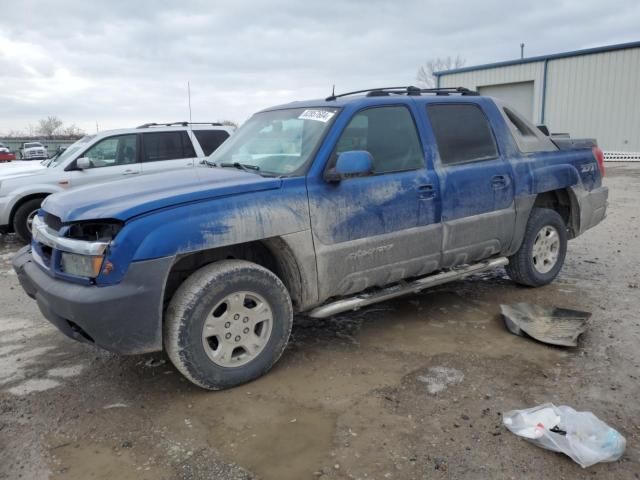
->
500, 303, 591, 347
503, 403, 626, 468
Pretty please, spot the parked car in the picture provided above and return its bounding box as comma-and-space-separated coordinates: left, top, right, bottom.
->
14, 87, 607, 390
0, 152, 17, 162
0, 143, 16, 162
20, 142, 48, 160
0, 122, 233, 241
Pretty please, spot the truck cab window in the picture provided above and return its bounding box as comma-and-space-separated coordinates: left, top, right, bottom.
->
335, 106, 424, 174
427, 104, 498, 165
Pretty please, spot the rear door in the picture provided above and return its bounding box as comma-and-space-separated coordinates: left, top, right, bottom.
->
140, 131, 198, 174
425, 102, 515, 267
307, 104, 442, 301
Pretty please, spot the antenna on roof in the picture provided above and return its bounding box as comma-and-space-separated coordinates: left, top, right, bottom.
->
187, 81, 193, 123
332, 84, 335, 97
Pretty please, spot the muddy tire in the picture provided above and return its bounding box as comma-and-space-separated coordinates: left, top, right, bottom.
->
506, 208, 568, 287
165, 260, 293, 390
13, 198, 45, 243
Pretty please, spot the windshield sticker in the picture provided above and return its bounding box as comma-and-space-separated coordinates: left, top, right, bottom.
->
298, 109, 335, 123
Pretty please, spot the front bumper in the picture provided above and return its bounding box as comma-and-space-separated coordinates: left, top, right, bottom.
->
13, 246, 173, 354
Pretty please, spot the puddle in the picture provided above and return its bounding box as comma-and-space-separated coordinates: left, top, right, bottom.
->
357, 290, 570, 366
50, 444, 166, 480
160, 394, 336, 480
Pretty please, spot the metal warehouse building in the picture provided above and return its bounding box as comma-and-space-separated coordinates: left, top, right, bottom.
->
435, 41, 640, 159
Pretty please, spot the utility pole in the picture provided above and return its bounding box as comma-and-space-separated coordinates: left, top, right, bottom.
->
520, 43, 525, 59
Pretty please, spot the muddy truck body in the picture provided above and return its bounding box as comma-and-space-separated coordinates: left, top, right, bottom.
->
14, 87, 608, 389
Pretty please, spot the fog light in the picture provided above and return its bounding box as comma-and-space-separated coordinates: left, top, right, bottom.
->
60, 252, 104, 278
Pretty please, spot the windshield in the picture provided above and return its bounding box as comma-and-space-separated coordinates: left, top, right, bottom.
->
25, 143, 42, 148
207, 107, 339, 175
49, 135, 95, 167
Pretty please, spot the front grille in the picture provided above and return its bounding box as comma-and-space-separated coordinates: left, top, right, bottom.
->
44, 213, 63, 231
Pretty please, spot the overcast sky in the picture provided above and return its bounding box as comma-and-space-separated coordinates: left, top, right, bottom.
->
1, 0, 638, 134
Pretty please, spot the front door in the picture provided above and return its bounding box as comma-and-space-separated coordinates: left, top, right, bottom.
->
68, 133, 141, 187
425, 103, 515, 267
307, 104, 442, 301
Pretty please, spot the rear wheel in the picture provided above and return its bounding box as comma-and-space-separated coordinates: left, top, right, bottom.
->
13, 198, 45, 243
506, 208, 568, 287
165, 260, 293, 390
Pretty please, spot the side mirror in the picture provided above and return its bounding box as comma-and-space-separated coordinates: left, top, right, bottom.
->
325, 150, 373, 182
76, 157, 91, 170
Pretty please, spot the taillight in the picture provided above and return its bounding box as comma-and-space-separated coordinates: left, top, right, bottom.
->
592, 146, 605, 177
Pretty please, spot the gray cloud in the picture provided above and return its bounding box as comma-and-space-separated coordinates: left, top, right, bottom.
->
1, 0, 638, 133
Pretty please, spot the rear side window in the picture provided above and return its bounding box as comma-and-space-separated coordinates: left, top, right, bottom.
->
426, 104, 498, 165
194, 130, 230, 156
142, 131, 195, 162
335, 106, 424, 174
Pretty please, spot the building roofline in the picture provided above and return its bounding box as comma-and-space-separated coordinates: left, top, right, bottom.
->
434, 40, 640, 76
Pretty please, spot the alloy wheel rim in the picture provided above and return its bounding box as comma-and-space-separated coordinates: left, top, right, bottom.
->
202, 291, 273, 367
532, 225, 560, 274
26, 210, 38, 233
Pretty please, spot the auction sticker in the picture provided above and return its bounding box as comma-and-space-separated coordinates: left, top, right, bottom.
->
298, 109, 335, 123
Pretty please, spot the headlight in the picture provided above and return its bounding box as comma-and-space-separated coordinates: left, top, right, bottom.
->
60, 252, 104, 277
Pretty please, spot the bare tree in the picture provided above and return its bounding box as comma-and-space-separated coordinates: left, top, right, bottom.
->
218, 120, 239, 128
62, 124, 85, 137
37, 116, 64, 138
4, 129, 26, 138
416, 56, 466, 88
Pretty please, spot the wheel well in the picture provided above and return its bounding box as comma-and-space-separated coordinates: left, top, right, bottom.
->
163, 239, 304, 313
9, 194, 49, 229
533, 189, 578, 238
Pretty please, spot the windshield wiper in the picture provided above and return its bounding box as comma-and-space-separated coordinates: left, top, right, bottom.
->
219, 162, 261, 174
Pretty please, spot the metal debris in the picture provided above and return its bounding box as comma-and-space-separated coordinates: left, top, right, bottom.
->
500, 303, 591, 347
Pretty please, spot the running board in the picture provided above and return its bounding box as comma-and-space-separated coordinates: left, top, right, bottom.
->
308, 257, 509, 319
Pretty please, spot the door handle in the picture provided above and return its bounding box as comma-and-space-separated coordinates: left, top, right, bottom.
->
417, 184, 436, 199
123, 169, 139, 175
491, 175, 509, 189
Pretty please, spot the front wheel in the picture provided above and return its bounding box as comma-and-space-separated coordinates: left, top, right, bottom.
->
13, 198, 45, 243
165, 260, 293, 390
506, 208, 568, 287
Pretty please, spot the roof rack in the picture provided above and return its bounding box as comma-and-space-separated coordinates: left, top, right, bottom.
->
136, 121, 224, 129
325, 86, 479, 101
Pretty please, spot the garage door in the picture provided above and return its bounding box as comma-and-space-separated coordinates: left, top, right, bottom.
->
478, 81, 534, 121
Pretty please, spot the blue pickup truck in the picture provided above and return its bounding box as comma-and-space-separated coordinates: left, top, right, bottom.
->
13, 86, 608, 390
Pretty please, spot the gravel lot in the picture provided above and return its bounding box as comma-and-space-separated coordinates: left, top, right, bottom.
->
0, 164, 638, 479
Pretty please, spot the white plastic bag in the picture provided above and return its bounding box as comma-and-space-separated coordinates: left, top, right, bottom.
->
503, 403, 626, 468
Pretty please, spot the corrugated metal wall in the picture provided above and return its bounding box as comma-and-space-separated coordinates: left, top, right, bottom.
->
438, 46, 640, 152
544, 48, 640, 152
438, 61, 545, 126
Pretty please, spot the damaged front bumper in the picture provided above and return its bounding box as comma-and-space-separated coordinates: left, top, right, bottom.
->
13, 246, 172, 354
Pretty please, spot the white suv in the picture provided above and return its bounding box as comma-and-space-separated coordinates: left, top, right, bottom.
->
0, 123, 233, 241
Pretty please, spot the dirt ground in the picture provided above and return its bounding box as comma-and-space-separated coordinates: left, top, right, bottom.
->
0, 164, 638, 480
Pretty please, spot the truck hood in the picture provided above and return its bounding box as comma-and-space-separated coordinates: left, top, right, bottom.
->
0, 162, 47, 178
43, 167, 283, 223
